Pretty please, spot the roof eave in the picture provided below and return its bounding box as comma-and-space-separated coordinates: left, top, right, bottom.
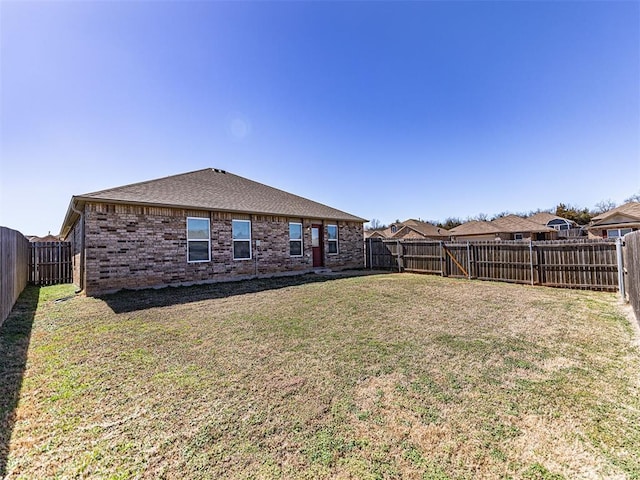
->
59, 196, 85, 240
71, 196, 367, 223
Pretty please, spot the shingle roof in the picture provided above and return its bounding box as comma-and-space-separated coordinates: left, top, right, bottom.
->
449, 220, 501, 236
528, 212, 576, 226
400, 219, 449, 238
490, 215, 555, 233
591, 202, 640, 223
61, 169, 365, 236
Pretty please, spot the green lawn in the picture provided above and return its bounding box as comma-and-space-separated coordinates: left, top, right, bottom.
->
2, 273, 639, 479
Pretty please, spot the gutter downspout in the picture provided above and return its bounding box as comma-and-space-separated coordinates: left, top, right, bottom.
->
70, 200, 85, 293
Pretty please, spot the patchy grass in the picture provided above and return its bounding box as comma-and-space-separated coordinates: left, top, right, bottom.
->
2, 273, 639, 479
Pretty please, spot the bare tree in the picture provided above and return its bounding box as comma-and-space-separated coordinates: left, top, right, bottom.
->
625, 192, 640, 203
366, 218, 384, 230
593, 199, 617, 214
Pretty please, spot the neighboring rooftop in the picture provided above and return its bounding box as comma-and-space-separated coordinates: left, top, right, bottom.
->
449, 220, 501, 236
61, 168, 366, 237
591, 202, 640, 223
400, 219, 449, 238
528, 212, 576, 226
490, 215, 555, 233
27, 234, 61, 242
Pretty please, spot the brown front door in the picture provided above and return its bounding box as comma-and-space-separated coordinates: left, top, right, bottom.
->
311, 224, 323, 267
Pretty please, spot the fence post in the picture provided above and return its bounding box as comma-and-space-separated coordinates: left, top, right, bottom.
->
368, 238, 373, 269
466, 242, 471, 280
617, 237, 626, 302
396, 240, 402, 273
529, 240, 534, 286
440, 242, 449, 277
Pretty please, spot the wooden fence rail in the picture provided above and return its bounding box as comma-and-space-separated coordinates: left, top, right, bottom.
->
365, 238, 619, 291
0, 227, 30, 327
29, 242, 72, 286
623, 231, 640, 321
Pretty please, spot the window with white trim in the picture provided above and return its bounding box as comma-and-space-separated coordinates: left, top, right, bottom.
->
607, 228, 633, 238
327, 224, 338, 254
289, 222, 303, 257
514, 233, 524, 240
187, 217, 210, 262
232, 220, 251, 259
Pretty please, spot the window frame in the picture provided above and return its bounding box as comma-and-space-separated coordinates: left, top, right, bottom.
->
607, 228, 633, 238
327, 224, 339, 255
186, 217, 211, 263
289, 222, 303, 257
514, 233, 524, 240
232, 219, 252, 260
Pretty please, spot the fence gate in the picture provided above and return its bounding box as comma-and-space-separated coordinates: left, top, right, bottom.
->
29, 241, 72, 286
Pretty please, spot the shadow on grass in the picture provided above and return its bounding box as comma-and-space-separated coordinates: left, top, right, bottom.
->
101, 271, 382, 314
0, 285, 40, 478
99, 270, 388, 313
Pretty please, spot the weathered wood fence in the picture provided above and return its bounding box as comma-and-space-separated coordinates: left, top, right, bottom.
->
623, 231, 640, 320
365, 238, 619, 291
29, 241, 72, 286
0, 227, 30, 326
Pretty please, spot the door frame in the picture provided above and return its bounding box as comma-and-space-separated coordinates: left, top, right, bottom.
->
311, 224, 324, 267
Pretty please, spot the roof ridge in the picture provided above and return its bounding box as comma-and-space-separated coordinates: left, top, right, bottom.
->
222, 171, 360, 219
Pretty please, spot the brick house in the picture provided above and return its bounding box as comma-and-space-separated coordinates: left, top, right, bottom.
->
449, 216, 557, 241
365, 219, 449, 240
587, 202, 640, 239
60, 168, 366, 295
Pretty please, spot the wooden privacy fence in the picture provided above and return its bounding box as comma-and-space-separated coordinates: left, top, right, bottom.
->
29, 241, 72, 286
1, 227, 30, 326
623, 231, 640, 320
365, 238, 619, 291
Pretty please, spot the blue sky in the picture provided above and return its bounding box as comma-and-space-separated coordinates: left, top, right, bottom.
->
1, 1, 638, 235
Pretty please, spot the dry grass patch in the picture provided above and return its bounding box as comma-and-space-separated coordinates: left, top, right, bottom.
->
2, 273, 639, 479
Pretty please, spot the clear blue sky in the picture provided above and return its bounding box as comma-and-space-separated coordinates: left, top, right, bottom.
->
1, 1, 638, 235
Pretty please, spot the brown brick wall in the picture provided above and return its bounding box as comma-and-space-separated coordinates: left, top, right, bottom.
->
323, 221, 365, 269
80, 202, 364, 295
65, 216, 83, 289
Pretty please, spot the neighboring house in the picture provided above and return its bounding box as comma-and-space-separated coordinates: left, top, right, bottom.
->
367, 219, 449, 240
364, 229, 386, 239
395, 219, 450, 240
528, 212, 578, 232
449, 220, 504, 241
450, 216, 556, 241
587, 202, 640, 239
27, 233, 61, 242
60, 168, 366, 295
490, 215, 557, 240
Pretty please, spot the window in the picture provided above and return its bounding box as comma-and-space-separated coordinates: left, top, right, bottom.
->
232, 220, 251, 259
289, 222, 303, 256
514, 233, 524, 240
390, 225, 397, 233
327, 224, 338, 254
607, 228, 633, 238
187, 217, 210, 262
549, 219, 570, 231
